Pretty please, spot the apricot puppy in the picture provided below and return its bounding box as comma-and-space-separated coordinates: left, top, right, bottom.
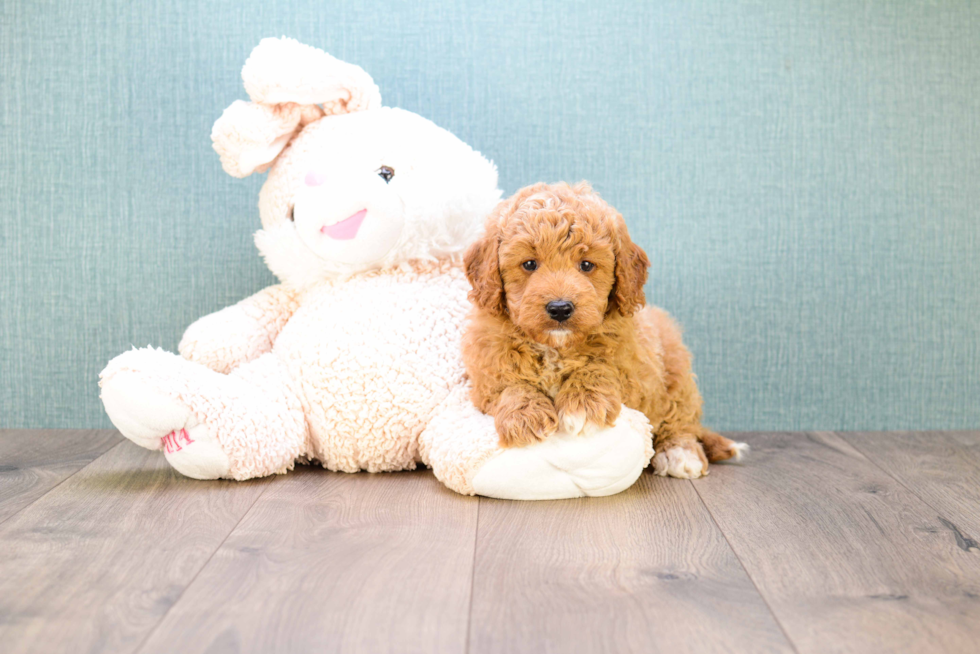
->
462, 182, 745, 478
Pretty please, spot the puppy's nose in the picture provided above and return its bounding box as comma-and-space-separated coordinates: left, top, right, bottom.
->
546, 300, 575, 322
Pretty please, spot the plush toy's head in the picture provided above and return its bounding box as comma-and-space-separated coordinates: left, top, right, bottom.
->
212, 37, 501, 287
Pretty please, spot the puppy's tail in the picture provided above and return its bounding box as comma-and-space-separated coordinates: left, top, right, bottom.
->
699, 428, 749, 463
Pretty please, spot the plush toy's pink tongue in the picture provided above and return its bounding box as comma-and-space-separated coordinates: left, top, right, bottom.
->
321, 209, 366, 240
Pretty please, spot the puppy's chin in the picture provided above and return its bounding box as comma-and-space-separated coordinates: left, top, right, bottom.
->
544, 328, 575, 349
520, 324, 583, 349
512, 306, 599, 349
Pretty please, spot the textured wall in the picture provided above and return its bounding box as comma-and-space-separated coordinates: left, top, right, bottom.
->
2, 1, 978, 429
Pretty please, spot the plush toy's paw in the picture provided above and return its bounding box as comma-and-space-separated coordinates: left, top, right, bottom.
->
555, 390, 620, 437
472, 406, 653, 500
652, 441, 709, 479
178, 304, 265, 374
100, 350, 232, 480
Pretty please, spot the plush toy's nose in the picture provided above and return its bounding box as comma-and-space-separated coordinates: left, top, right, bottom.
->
305, 170, 327, 187
546, 300, 575, 322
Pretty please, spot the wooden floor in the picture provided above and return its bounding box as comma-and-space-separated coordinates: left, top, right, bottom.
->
1, 431, 979, 653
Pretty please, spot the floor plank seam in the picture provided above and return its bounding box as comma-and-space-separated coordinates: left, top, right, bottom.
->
129, 479, 275, 654
464, 498, 480, 654
689, 479, 801, 654
0, 437, 126, 529
838, 432, 980, 544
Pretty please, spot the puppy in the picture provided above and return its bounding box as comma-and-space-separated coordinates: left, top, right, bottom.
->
462, 181, 745, 478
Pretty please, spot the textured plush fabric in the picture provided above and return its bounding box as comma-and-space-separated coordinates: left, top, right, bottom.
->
2, 1, 979, 430
102, 346, 309, 479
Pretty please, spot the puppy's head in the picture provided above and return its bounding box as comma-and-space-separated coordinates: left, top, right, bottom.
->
464, 181, 649, 347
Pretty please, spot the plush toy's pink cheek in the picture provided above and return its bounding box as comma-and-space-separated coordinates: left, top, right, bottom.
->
305, 170, 327, 187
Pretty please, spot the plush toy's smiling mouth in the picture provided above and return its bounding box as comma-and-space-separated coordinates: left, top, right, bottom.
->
321, 209, 367, 240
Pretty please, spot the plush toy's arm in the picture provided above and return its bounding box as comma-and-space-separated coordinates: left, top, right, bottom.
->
178, 285, 300, 374
419, 387, 654, 500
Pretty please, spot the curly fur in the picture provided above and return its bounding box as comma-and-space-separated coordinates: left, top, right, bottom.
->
462, 182, 741, 474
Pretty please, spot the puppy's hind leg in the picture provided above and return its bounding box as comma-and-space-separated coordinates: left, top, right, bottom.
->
642, 306, 714, 479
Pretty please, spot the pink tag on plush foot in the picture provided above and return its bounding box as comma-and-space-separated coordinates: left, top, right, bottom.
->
162, 428, 194, 454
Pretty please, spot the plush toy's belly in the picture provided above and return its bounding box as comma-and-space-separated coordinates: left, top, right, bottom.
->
273, 264, 471, 472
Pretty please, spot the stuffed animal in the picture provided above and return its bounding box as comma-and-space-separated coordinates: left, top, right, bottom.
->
99, 37, 654, 500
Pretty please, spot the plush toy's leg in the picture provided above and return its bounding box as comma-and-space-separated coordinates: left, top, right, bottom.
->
100, 347, 308, 480
418, 387, 654, 500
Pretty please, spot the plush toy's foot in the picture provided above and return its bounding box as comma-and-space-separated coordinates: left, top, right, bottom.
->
161, 425, 233, 480
420, 388, 654, 500
101, 370, 232, 479
100, 347, 308, 480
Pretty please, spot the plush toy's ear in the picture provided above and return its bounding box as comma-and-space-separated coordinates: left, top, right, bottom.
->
464, 218, 506, 316
607, 215, 650, 317
242, 37, 382, 114
211, 101, 323, 178
212, 37, 382, 178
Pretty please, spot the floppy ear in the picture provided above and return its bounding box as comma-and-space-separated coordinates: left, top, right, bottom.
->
608, 217, 650, 317
211, 100, 320, 178
464, 219, 506, 316
212, 37, 382, 178
242, 37, 382, 113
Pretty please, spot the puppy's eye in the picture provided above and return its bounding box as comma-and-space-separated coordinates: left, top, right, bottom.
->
377, 165, 395, 183
580, 260, 595, 272
287, 205, 295, 222
522, 260, 538, 272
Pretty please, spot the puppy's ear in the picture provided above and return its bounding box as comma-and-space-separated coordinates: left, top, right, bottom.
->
608, 217, 650, 317
464, 219, 506, 316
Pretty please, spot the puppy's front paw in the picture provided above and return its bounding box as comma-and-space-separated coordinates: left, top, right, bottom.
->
555, 390, 620, 437
495, 400, 559, 448
652, 442, 709, 479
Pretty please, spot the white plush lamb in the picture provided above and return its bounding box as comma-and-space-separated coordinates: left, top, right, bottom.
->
99, 37, 654, 500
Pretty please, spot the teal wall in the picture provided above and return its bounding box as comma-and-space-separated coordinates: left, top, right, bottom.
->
2, 1, 978, 430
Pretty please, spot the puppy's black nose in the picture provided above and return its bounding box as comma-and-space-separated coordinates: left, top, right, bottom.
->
546, 300, 575, 322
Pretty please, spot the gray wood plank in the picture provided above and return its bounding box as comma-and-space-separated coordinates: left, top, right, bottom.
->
136, 468, 479, 654
0, 440, 271, 654
694, 432, 980, 654
0, 429, 121, 524
842, 431, 980, 539
946, 431, 980, 447
469, 472, 794, 654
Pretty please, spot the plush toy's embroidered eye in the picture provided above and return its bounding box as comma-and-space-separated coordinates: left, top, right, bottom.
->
579, 261, 595, 272
287, 205, 295, 222
377, 165, 395, 183
522, 260, 538, 272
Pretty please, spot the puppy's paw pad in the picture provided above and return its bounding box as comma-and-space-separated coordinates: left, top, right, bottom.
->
555, 391, 617, 437
559, 409, 586, 436
653, 446, 707, 479
497, 407, 558, 448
